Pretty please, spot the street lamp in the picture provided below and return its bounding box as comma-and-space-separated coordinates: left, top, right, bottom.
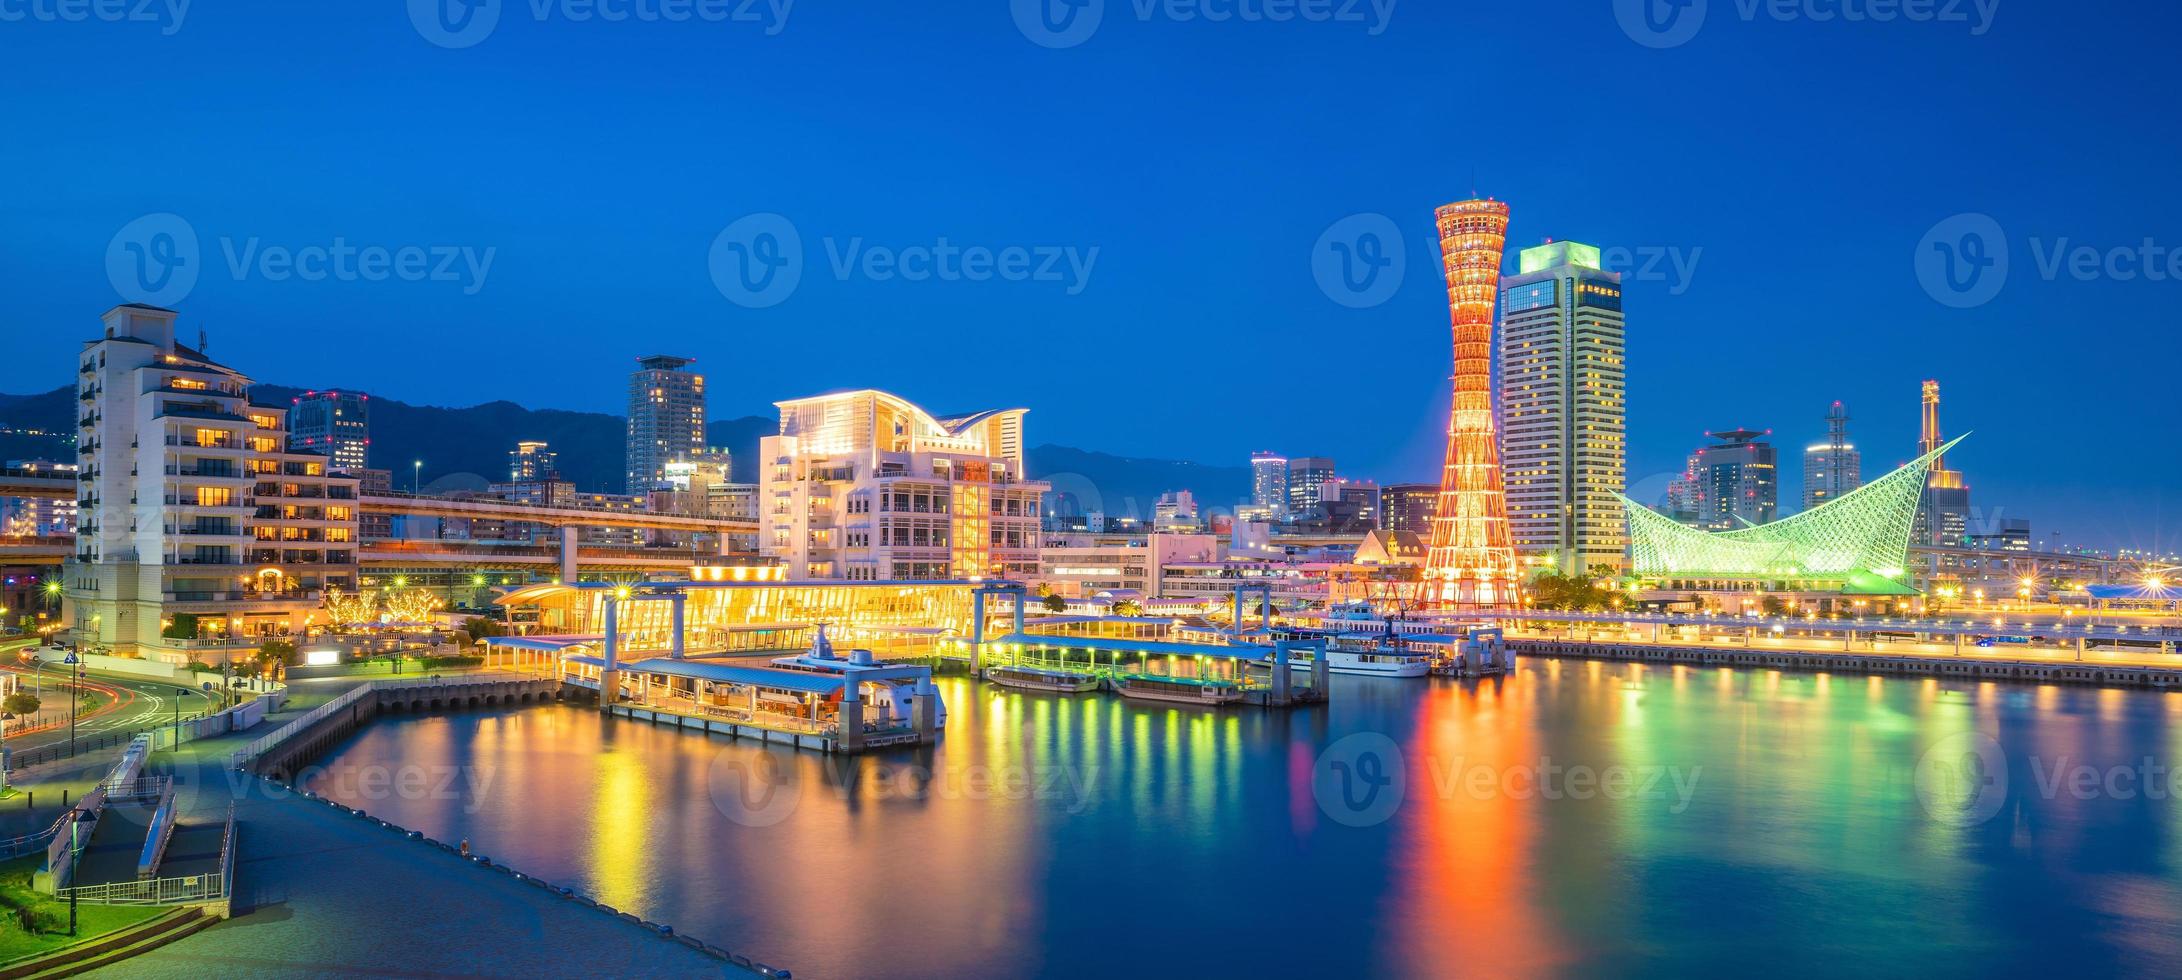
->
413, 459, 423, 495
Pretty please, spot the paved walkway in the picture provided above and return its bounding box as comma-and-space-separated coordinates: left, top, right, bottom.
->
120, 679, 761, 978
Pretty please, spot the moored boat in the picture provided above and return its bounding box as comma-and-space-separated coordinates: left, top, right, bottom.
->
984, 665, 1102, 694
1110, 673, 1246, 706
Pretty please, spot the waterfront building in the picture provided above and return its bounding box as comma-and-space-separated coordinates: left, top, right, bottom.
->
1, 460, 78, 536
288, 390, 370, 472
1380, 482, 1438, 536
759, 389, 1047, 581
1352, 528, 1426, 567
1666, 429, 1779, 531
64, 304, 360, 661
626, 354, 706, 494
1913, 380, 1972, 548
1286, 457, 1335, 518
1250, 452, 1289, 520
508, 440, 560, 482
1036, 533, 1219, 598
1624, 436, 1963, 596
1498, 240, 1627, 576
1802, 401, 1862, 511
1423, 198, 1521, 606
355, 468, 394, 539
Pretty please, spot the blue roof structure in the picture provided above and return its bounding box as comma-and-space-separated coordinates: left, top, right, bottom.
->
564, 655, 846, 695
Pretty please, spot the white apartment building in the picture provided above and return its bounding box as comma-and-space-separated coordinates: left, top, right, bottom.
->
1498, 241, 1627, 575
761, 390, 1046, 581
64, 305, 361, 662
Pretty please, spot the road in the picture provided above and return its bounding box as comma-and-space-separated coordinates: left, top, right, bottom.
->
0, 660, 219, 753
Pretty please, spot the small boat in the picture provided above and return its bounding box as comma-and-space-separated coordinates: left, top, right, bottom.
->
1266, 633, 1432, 678
1110, 673, 1245, 706
984, 665, 1101, 694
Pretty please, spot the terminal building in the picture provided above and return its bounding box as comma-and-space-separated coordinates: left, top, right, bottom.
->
1624, 436, 1966, 604
760, 389, 1047, 581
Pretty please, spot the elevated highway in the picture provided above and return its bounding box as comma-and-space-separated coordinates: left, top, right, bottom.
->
361, 492, 755, 534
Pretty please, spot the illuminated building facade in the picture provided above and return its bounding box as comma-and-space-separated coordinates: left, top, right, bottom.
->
1667, 428, 1778, 531
1286, 457, 1335, 518
760, 389, 1046, 581
1250, 452, 1289, 520
1498, 240, 1626, 575
1380, 482, 1438, 536
498, 576, 995, 659
288, 390, 370, 472
508, 440, 560, 482
626, 354, 706, 494
1624, 436, 1965, 595
2, 460, 77, 536
65, 305, 360, 662
1913, 379, 1971, 548
1423, 198, 1520, 606
1802, 401, 1861, 510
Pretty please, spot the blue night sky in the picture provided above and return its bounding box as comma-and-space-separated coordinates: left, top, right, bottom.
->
2, 1, 2177, 550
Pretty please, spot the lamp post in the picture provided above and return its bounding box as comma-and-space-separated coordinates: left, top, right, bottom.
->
413, 459, 423, 495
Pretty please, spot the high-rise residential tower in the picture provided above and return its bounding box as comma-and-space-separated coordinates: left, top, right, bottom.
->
626, 355, 706, 494
1249, 452, 1290, 520
64, 305, 360, 662
1801, 401, 1862, 510
1498, 240, 1627, 575
1424, 198, 1520, 606
288, 390, 370, 472
1286, 457, 1335, 517
1380, 482, 1439, 536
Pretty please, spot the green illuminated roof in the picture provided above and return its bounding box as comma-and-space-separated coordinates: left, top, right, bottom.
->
1624, 436, 1967, 588
1518, 241, 1603, 274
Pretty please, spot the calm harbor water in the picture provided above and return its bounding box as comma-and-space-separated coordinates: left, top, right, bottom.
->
306, 660, 2182, 977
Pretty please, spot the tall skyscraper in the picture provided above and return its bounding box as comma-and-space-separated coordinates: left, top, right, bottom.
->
288, 390, 370, 471
1423, 198, 1520, 606
1666, 428, 1778, 531
1914, 380, 1971, 547
1802, 401, 1862, 510
1286, 457, 1336, 517
509, 440, 560, 482
626, 355, 706, 494
1249, 452, 1290, 520
1499, 240, 1627, 575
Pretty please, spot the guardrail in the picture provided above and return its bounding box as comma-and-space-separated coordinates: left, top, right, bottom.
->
56, 803, 232, 906
227, 683, 374, 771
136, 780, 179, 879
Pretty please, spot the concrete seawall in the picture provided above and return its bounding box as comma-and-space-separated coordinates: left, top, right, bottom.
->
243, 677, 565, 779
1513, 639, 2182, 690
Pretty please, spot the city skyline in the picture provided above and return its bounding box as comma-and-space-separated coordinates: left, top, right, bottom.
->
2, 4, 2176, 554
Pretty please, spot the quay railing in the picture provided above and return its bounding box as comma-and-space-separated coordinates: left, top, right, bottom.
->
58, 804, 233, 906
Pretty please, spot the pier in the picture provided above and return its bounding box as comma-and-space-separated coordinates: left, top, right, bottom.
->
969, 633, 1331, 707
1512, 637, 2182, 689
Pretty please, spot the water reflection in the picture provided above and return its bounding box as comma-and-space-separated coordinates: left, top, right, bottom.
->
307, 662, 2182, 977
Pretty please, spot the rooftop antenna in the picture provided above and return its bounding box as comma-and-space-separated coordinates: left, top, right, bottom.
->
198, 328, 207, 353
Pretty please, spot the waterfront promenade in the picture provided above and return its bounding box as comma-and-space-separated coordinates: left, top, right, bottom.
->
40, 672, 763, 977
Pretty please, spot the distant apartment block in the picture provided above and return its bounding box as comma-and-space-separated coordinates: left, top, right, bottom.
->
626, 355, 706, 494
288, 389, 371, 472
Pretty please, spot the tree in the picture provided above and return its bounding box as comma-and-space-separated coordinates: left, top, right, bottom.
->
3, 692, 39, 717
323, 589, 379, 629
1760, 595, 1787, 617
1112, 599, 1144, 618
161, 613, 200, 640
1042, 593, 1069, 613
462, 616, 509, 642
382, 588, 445, 624
256, 638, 297, 668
